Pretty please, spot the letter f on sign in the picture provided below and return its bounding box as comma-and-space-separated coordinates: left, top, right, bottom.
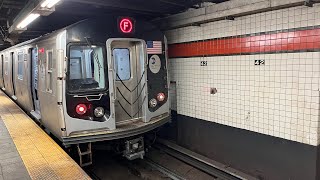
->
124, 22, 129, 31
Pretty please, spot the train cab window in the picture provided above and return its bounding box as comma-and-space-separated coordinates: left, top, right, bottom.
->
68, 45, 105, 92
17, 52, 24, 80
46, 50, 53, 92
113, 48, 131, 81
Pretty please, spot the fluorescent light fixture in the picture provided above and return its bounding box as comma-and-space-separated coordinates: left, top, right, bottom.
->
41, 0, 61, 8
41, 0, 50, 7
17, 13, 40, 29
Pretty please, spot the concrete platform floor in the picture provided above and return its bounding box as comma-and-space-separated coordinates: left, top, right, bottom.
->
0, 119, 30, 180
0, 91, 90, 180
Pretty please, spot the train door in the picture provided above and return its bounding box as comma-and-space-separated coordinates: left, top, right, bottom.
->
11, 52, 17, 99
107, 39, 147, 124
1, 55, 4, 89
31, 48, 41, 119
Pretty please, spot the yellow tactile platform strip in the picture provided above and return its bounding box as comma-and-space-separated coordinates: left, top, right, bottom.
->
0, 91, 91, 180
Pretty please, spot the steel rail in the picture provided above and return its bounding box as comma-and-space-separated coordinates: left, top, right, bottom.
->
144, 158, 187, 180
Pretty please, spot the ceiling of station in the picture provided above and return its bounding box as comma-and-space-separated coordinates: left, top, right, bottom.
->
0, 0, 27, 48
0, 0, 227, 50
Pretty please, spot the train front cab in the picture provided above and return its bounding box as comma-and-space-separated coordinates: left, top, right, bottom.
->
62, 37, 170, 163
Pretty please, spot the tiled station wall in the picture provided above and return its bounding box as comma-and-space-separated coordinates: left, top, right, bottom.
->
166, 4, 320, 146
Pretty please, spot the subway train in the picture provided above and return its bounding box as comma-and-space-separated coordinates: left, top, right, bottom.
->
0, 16, 170, 165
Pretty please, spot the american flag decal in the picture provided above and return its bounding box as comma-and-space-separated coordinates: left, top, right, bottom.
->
147, 41, 162, 54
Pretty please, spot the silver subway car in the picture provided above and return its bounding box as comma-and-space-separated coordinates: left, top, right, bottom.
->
0, 17, 170, 165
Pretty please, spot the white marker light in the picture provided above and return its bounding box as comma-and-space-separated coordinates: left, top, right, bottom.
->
17, 13, 40, 29
41, 0, 61, 8
149, 98, 158, 108
94, 107, 105, 118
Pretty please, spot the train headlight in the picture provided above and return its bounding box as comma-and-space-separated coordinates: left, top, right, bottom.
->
76, 104, 87, 115
149, 98, 157, 108
157, 93, 166, 102
94, 107, 105, 118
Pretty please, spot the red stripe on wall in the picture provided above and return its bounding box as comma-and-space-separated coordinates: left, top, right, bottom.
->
168, 28, 320, 58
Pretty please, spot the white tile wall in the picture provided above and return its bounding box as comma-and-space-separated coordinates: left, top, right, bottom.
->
167, 4, 320, 146
169, 82, 177, 111
166, 4, 320, 44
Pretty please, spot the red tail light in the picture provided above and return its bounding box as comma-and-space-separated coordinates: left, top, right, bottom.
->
76, 104, 87, 115
157, 93, 165, 102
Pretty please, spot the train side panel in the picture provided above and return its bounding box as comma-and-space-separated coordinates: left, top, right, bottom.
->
36, 32, 66, 138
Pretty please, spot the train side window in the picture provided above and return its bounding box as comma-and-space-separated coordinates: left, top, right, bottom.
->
46, 50, 53, 93
113, 48, 131, 81
4, 57, 8, 75
18, 52, 24, 80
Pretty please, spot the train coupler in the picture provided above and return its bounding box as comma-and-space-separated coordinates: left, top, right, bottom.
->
123, 137, 145, 160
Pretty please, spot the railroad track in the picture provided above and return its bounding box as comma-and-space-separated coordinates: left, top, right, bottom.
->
143, 158, 187, 180
83, 139, 256, 180
152, 139, 257, 180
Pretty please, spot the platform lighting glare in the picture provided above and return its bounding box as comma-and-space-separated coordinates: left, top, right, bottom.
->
41, 0, 61, 8
17, 13, 40, 29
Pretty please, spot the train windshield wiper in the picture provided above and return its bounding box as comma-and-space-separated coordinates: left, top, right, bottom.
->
92, 49, 102, 82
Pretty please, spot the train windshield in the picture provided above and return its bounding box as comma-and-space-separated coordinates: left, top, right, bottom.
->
68, 45, 106, 92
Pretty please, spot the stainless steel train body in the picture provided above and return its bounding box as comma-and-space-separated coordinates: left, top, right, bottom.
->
0, 17, 170, 147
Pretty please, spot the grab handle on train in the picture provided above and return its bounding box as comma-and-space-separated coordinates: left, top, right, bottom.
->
73, 94, 104, 101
